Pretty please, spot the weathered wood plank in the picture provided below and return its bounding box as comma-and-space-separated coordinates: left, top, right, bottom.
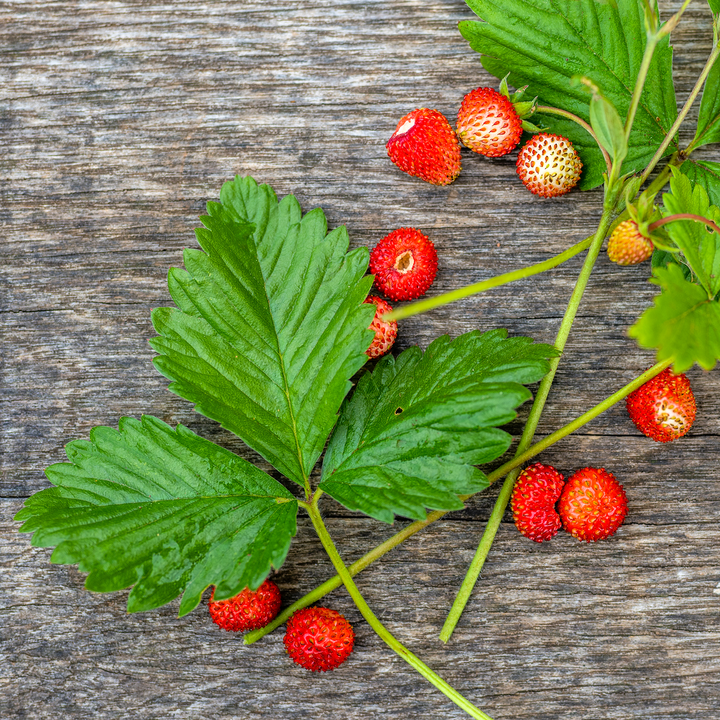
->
2, 1, 719, 719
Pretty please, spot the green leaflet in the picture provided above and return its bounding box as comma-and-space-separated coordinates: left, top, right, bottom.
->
14, 416, 298, 616
150, 176, 375, 489
681, 160, 720, 207
459, 0, 677, 189
319, 330, 557, 523
692, 50, 720, 151
661, 170, 720, 297
629, 263, 720, 372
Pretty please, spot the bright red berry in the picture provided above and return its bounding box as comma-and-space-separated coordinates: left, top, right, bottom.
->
625, 368, 696, 442
607, 219, 654, 265
364, 296, 397, 358
516, 133, 582, 198
386, 108, 461, 186
558, 468, 628, 542
510, 462, 565, 542
456, 87, 523, 157
369, 227, 438, 301
284, 607, 355, 672
208, 580, 282, 632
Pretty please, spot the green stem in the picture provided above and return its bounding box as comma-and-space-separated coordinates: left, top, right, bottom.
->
536, 105, 612, 173
646, 41, 720, 177
245, 355, 671, 646
624, 36, 658, 141
440, 191, 621, 642
438, 358, 671, 642
383, 237, 592, 323
306, 499, 495, 720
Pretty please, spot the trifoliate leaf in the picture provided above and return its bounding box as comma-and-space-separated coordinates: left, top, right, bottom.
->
14, 416, 298, 616
629, 263, 720, 372
661, 170, 720, 297
692, 51, 720, 150
681, 159, 720, 206
151, 177, 375, 489
459, 0, 677, 190
319, 330, 557, 523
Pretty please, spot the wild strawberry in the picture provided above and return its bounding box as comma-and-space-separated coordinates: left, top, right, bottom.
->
607, 219, 654, 265
625, 368, 696, 442
370, 227, 438, 301
516, 133, 582, 198
386, 108, 461, 186
510, 462, 565, 542
558, 467, 628, 542
364, 296, 397, 358
208, 580, 281, 632
284, 607, 355, 672
456, 87, 523, 157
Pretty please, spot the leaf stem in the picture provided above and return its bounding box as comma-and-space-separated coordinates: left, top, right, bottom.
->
244, 355, 671, 646
440, 190, 621, 641
624, 36, 658, 142
536, 105, 612, 173
649, 213, 720, 236
383, 236, 592, 323
305, 498, 495, 720
645, 41, 720, 179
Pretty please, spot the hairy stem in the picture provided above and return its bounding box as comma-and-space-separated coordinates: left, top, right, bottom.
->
646, 42, 720, 178
383, 236, 592, 322
438, 358, 671, 642
244, 355, 670, 646
440, 191, 622, 641
536, 105, 612, 173
649, 213, 720, 236
306, 499, 495, 720
624, 36, 658, 141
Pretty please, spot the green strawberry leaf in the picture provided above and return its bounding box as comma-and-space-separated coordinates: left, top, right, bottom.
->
319, 330, 557, 523
629, 263, 720, 372
680, 159, 720, 206
150, 177, 375, 489
661, 169, 720, 297
691, 51, 720, 150
14, 416, 298, 616
459, 0, 677, 190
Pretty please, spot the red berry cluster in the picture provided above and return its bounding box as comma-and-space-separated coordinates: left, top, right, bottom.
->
386, 86, 582, 198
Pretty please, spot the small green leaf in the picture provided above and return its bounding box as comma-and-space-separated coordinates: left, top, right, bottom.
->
319, 330, 557, 523
459, 0, 677, 190
661, 170, 720, 296
15, 416, 298, 616
629, 263, 720, 372
681, 159, 720, 206
589, 91, 628, 165
151, 177, 375, 488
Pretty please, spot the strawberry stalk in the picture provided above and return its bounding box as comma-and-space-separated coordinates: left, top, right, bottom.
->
303, 496, 496, 720
244, 357, 672, 646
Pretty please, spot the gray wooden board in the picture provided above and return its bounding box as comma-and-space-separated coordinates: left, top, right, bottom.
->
1, 1, 719, 718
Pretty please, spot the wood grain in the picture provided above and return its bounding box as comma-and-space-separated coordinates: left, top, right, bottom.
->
2, 1, 719, 719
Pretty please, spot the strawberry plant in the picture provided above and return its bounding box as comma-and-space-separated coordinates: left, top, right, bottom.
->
14, 0, 720, 718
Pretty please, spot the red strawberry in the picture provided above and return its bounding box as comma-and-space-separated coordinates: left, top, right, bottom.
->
607, 219, 654, 265
516, 133, 582, 198
456, 87, 523, 157
558, 468, 628, 542
625, 368, 696, 442
284, 607, 355, 672
510, 462, 565, 542
369, 227, 438, 301
208, 580, 282, 632
386, 108, 461, 186
364, 295, 397, 358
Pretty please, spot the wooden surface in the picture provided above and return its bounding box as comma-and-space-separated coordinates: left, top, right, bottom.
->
2, 1, 720, 718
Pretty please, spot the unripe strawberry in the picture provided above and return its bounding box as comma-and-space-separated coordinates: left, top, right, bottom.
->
625, 368, 696, 442
364, 295, 397, 358
386, 108, 461, 186
607, 219, 654, 265
456, 87, 523, 157
516, 133, 582, 198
